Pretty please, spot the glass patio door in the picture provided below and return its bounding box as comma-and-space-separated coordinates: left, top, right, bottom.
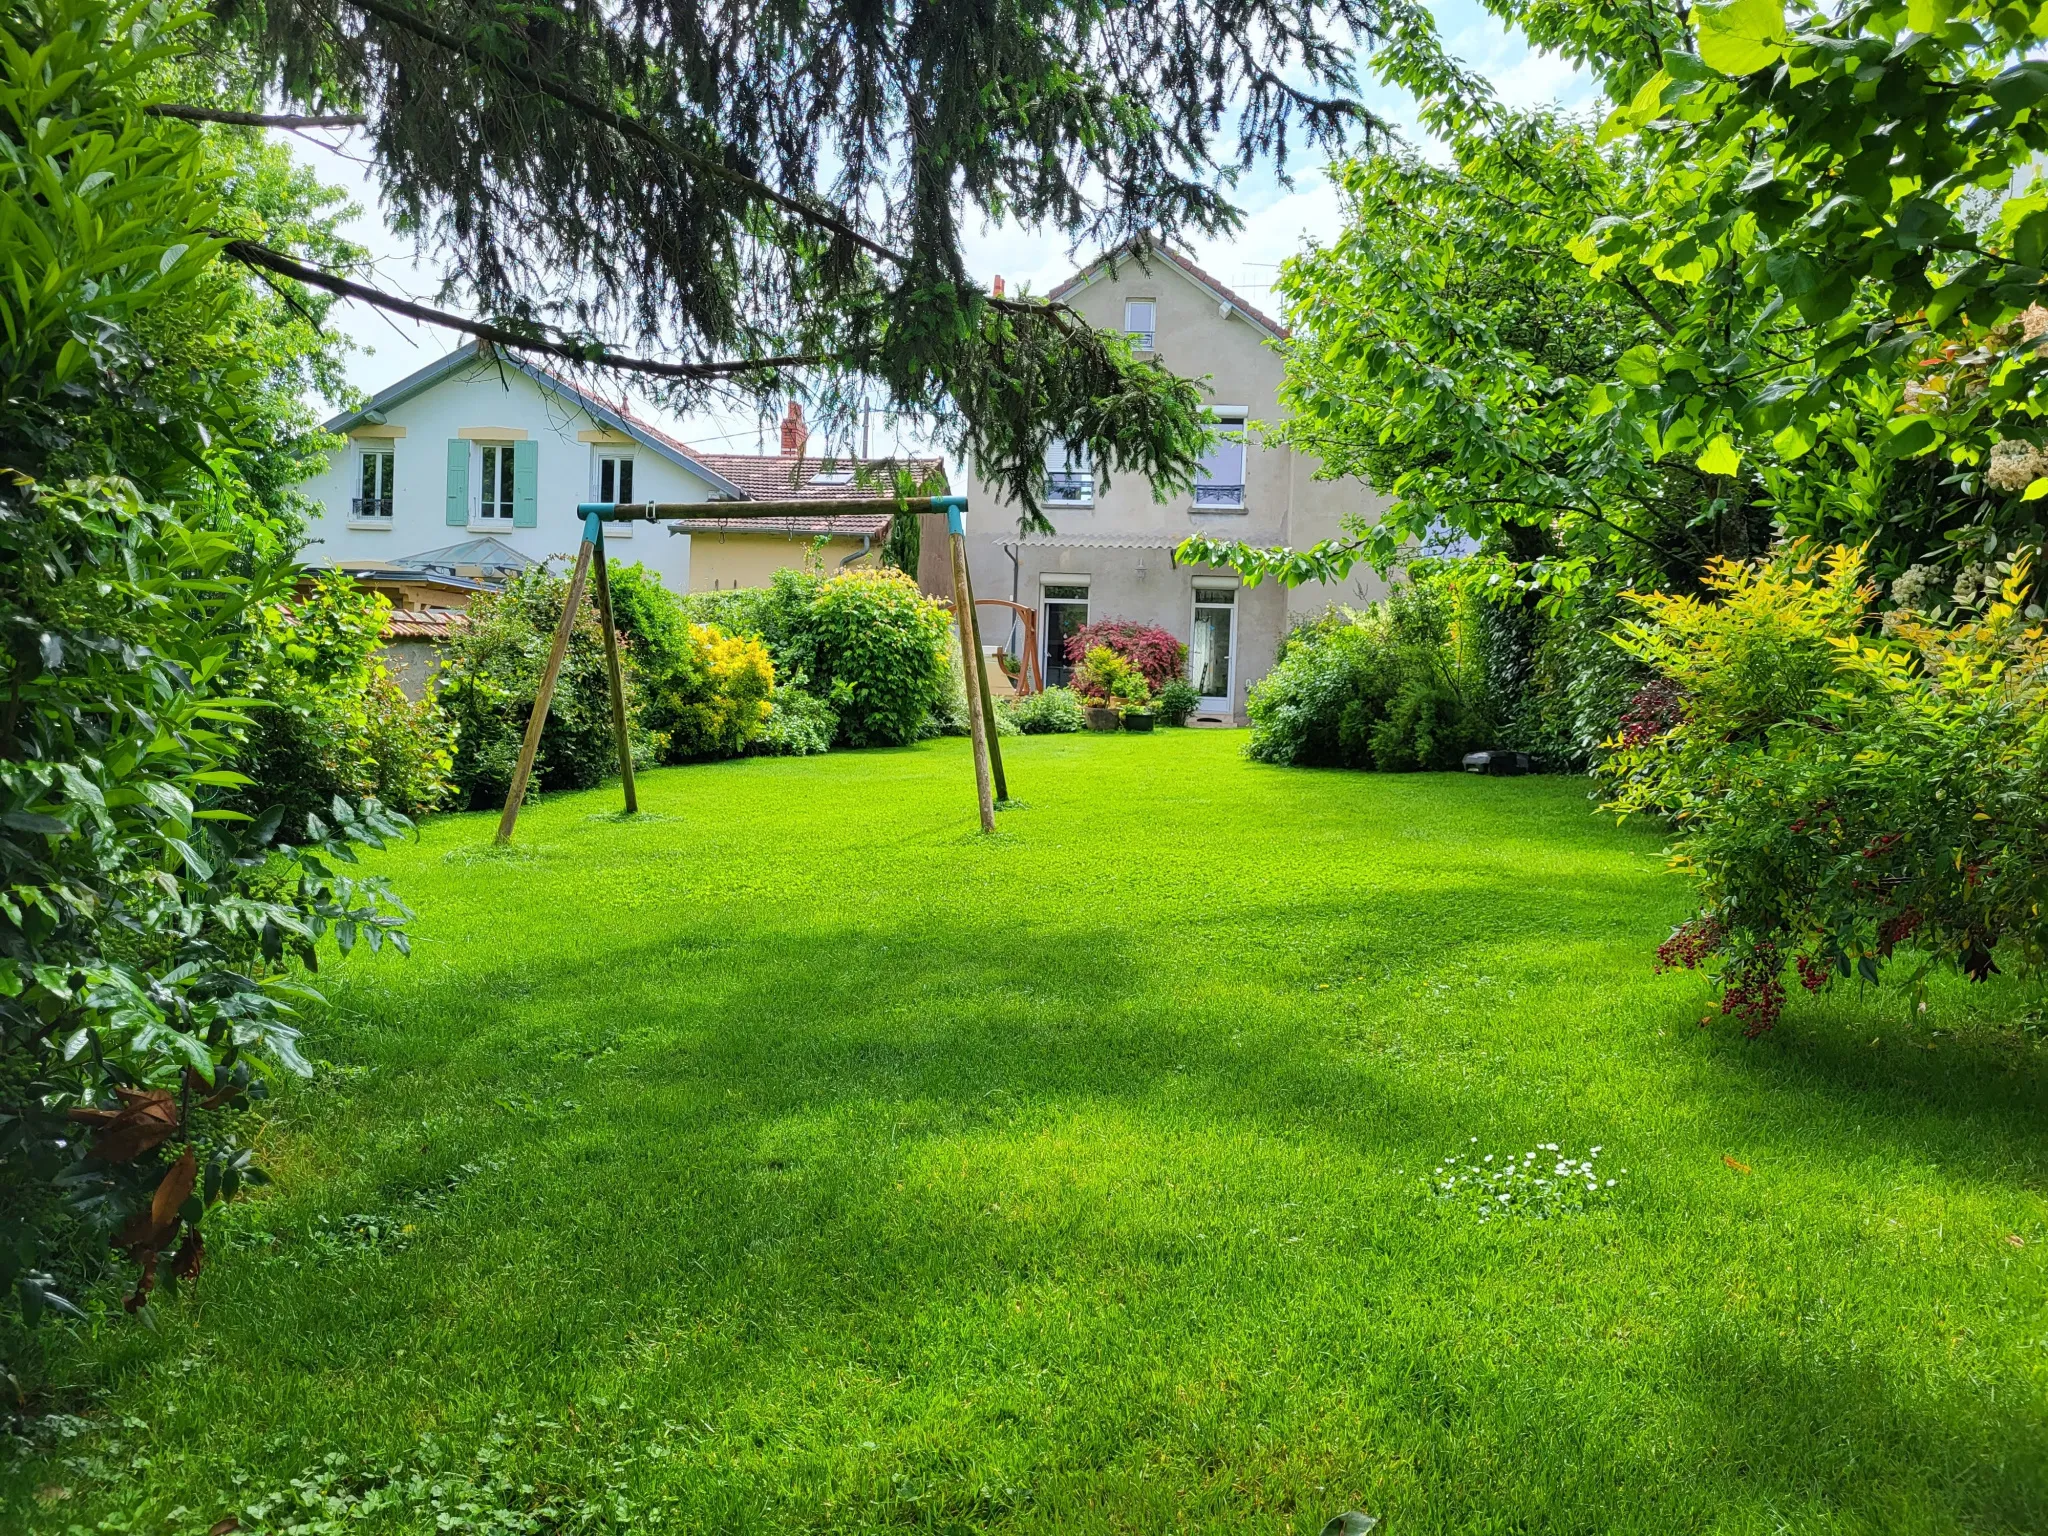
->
1042, 584, 1089, 687
1190, 586, 1236, 710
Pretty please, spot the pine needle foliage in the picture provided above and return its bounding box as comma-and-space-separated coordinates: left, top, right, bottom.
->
202, 0, 1426, 526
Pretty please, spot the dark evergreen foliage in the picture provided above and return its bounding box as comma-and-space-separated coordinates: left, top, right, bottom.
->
204, 0, 1424, 527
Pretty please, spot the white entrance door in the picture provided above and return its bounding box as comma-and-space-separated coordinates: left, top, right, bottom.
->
1190, 585, 1236, 711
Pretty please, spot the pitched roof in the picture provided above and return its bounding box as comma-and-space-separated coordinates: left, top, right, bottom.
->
384, 608, 472, 640
1048, 241, 1288, 341
687, 454, 948, 502
670, 512, 895, 538
321, 341, 752, 501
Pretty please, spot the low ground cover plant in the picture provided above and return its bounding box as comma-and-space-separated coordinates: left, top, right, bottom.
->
1429, 1142, 1620, 1220
1000, 685, 1086, 734
1606, 542, 2048, 1033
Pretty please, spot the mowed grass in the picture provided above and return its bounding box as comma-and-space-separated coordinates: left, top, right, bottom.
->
7, 730, 2048, 1534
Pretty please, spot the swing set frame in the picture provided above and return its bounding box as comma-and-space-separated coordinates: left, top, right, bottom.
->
493, 495, 1008, 844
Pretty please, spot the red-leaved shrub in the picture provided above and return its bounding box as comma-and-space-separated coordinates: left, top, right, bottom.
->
1065, 620, 1187, 690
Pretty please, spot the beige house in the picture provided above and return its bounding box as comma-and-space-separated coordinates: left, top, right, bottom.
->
926, 245, 1388, 722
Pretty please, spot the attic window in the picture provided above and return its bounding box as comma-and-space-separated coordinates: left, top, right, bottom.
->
1124, 299, 1157, 350
808, 466, 856, 487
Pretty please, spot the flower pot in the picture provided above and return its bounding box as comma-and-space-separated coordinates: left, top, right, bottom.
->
1084, 705, 1122, 732
1121, 711, 1155, 732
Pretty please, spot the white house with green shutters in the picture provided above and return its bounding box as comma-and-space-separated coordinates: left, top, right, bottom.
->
303, 341, 750, 593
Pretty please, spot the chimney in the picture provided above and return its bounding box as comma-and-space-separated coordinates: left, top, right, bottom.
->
992, 275, 1005, 298
779, 400, 807, 457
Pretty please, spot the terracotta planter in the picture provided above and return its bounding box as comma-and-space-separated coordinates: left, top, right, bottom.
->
1121, 711, 1155, 733
1084, 705, 1122, 732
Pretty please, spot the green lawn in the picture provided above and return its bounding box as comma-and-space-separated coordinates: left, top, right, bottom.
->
9, 730, 2047, 1534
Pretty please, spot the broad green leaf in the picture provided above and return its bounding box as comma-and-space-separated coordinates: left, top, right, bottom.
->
1696, 435, 1744, 475
1616, 344, 1663, 386
1695, 0, 1787, 75
2023, 475, 2048, 501
1772, 421, 1816, 460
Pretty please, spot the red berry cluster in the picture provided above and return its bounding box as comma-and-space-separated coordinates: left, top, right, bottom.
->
1656, 915, 1724, 973
1877, 907, 1924, 948
1721, 945, 1786, 1037
1617, 678, 1684, 748
1794, 952, 1830, 993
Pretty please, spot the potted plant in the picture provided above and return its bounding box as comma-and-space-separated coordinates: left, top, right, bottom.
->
1112, 671, 1155, 731
1074, 645, 1136, 731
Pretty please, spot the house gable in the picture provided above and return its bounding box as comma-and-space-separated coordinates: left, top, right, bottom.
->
1047, 243, 1288, 342
323, 341, 750, 501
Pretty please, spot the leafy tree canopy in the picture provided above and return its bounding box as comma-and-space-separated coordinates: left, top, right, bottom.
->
1186, 0, 2048, 601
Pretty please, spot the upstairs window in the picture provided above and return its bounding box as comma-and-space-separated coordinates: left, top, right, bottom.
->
596, 451, 635, 505
1193, 413, 1246, 508
477, 442, 516, 520
1045, 440, 1093, 505
1123, 299, 1156, 351
354, 447, 394, 520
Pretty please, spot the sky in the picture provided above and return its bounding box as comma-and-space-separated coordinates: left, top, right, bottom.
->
283, 1, 1601, 456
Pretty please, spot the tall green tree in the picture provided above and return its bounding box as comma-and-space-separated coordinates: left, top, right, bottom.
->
1, 0, 407, 1335
194, 0, 1436, 527
1187, 0, 2048, 600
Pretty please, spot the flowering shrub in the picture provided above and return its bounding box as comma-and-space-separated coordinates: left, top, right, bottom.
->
646, 625, 774, 760
1605, 542, 2048, 1032
1065, 620, 1186, 691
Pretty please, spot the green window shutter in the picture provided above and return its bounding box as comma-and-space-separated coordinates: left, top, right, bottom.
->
445, 439, 468, 526
512, 439, 538, 528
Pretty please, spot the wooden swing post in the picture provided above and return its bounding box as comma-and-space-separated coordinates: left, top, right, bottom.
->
591, 526, 638, 815
957, 548, 1008, 804
940, 499, 997, 833
495, 509, 601, 845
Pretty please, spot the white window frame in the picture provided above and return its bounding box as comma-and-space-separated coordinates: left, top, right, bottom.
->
1190, 582, 1239, 709
472, 440, 517, 526
1123, 299, 1157, 352
351, 445, 395, 526
1193, 410, 1247, 510
1044, 440, 1093, 506
591, 448, 635, 537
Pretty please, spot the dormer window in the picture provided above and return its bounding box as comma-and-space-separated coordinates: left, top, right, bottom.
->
1123, 299, 1156, 351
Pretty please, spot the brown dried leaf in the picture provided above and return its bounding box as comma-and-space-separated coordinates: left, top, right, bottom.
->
1722, 1155, 1752, 1174
209, 1518, 241, 1535
68, 1088, 179, 1163
152, 1148, 197, 1231
2008, 1234, 2026, 1248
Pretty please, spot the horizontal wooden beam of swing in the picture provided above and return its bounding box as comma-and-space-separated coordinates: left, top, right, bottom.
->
589, 497, 955, 521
